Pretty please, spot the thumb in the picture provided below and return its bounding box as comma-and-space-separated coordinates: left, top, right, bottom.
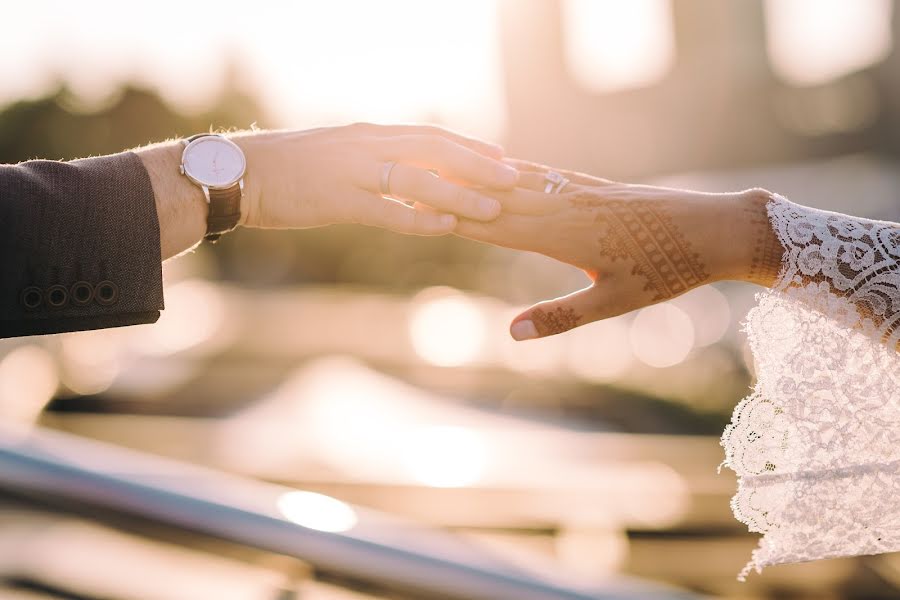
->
509, 284, 608, 341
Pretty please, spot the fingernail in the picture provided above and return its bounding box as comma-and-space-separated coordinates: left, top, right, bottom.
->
511, 320, 539, 341
440, 214, 457, 228
478, 196, 501, 218
496, 164, 519, 186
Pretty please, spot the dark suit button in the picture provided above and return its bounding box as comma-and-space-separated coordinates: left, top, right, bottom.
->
20, 286, 43, 310
46, 284, 68, 308
70, 281, 94, 306
95, 280, 119, 306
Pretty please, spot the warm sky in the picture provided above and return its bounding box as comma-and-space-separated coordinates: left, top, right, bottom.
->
0, 0, 892, 141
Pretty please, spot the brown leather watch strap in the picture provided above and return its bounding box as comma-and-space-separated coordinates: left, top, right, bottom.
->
204, 184, 242, 243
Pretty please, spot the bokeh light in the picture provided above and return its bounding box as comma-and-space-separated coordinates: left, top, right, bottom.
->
555, 523, 629, 577
59, 330, 123, 396
0, 0, 506, 139
562, 0, 675, 93
296, 360, 413, 476
614, 461, 690, 528
629, 303, 695, 368
129, 279, 228, 357
0, 345, 58, 424
409, 288, 487, 367
277, 491, 358, 533
565, 316, 633, 382
402, 426, 487, 488
669, 285, 731, 348
764, 0, 893, 85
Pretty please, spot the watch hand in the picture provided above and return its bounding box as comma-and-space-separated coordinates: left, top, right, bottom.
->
211, 152, 224, 175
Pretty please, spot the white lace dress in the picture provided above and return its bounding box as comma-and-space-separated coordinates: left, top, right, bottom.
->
721, 194, 900, 579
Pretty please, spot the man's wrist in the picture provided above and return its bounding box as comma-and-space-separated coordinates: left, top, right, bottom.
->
135, 142, 208, 260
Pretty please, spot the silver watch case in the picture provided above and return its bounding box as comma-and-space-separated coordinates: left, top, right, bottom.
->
179, 135, 246, 203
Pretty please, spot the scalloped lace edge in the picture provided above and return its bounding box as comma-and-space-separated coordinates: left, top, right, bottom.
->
720, 195, 900, 580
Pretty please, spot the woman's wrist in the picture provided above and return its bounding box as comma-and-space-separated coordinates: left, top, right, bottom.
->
735, 188, 785, 287
671, 187, 783, 287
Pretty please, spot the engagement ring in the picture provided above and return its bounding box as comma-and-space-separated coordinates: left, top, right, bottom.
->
543, 171, 569, 194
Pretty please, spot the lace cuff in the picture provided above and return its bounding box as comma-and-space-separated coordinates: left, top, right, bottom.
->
721, 195, 900, 579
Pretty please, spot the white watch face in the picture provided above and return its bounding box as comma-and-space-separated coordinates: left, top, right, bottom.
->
182, 136, 246, 188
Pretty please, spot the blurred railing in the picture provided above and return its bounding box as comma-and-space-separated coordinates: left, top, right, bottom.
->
0, 425, 696, 600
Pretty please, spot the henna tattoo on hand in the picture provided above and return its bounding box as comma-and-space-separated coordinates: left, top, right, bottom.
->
596, 221, 630, 261
571, 193, 709, 301
745, 195, 786, 287
531, 306, 582, 336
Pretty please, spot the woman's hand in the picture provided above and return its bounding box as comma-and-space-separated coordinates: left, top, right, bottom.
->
456, 164, 781, 340
232, 123, 519, 235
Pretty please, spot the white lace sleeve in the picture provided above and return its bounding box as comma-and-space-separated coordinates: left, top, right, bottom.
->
720, 194, 900, 580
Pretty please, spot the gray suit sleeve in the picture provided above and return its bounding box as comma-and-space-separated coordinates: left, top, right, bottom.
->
0, 151, 164, 338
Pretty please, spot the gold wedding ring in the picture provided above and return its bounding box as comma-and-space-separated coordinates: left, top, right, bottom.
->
380, 161, 398, 198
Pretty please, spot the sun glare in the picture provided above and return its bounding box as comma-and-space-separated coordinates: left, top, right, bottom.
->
562, 0, 675, 93
0, 345, 58, 424
566, 316, 633, 381
129, 279, 228, 356
669, 285, 731, 348
0, 1, 506, 140
246, 1, 506, 138
277, 490, 358, 533
629, 302, 694, 368
402, 425, 487, 488
764, 0, 893, 85
409, 288, 487, 367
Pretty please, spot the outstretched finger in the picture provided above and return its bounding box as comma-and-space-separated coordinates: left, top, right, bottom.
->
509, 277, 648, 340
503, 157, 615, 187
347, 191, 458, 236
385, 163, 502, 221
381, 135, 519, 190
454, 213, 543, 252
391, 124, 505, 159
509, 286, 603, 340
342, 123, 505, 158
503, 157, 550, 174
489, 187, 569, 217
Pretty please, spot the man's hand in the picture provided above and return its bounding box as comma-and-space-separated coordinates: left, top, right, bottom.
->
455, 163, 781, 340
137, 124, 519, 260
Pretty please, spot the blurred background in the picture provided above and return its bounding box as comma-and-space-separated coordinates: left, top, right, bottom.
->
1, 1, 900, 598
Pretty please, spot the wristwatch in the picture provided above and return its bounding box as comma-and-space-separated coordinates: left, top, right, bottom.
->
179, 133, 246, 243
